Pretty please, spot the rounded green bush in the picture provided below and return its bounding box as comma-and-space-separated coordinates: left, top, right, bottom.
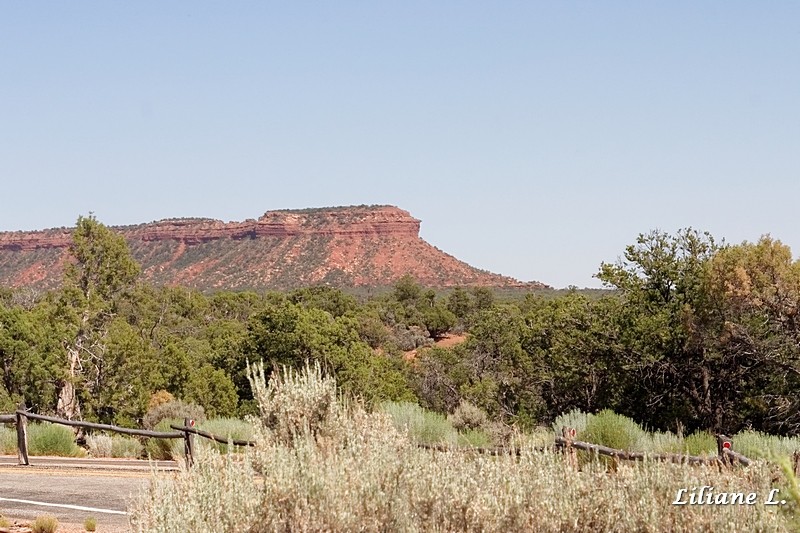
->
682, 431, 718, 456
28, 423, 84, 457
381, 401, 457, 445
580, 409, 645, 451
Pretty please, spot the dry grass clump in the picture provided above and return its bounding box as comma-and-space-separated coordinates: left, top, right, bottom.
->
84, 516, 97, 531
129, 364, 797, 532
31, 514, 58, 533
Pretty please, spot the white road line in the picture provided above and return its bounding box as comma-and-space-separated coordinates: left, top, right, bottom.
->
0, 497, 127, 515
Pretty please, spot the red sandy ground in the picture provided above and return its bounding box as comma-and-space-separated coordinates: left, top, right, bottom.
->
404, 333, 467, 360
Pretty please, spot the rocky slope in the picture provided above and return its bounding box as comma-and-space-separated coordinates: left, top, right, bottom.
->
0, 206, 545, 291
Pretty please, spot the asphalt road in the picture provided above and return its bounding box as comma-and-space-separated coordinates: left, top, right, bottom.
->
0, 455, 177, 470
0, 458, 176, 531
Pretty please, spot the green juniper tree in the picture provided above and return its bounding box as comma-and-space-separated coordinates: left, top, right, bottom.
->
56, 215, 140, 420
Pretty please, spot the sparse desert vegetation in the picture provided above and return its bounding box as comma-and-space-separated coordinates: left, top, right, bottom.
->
1, 218, 800, 530
129, 363, 800, 532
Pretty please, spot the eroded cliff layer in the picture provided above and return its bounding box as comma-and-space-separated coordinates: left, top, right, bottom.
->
0, 206, 544, 291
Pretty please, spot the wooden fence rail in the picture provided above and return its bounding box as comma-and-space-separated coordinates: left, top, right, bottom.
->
20, 411, 184, 439
417, 427, 759, 469
417, 443, 530, 456
169, 423, 256, 447
1, 415, 789, 473
555, 427, 752, 467
1, 405, 251, 466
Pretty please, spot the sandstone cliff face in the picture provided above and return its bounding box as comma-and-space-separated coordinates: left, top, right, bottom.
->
0, 206, 545, 291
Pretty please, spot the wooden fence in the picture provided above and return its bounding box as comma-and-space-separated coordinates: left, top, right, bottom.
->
3, 408, 800, 475
418, 427, 800, 473
554, 426, 753, 468
1, 401, 255, 466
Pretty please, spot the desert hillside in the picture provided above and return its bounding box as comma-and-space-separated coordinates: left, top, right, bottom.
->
0, 205, 546, 291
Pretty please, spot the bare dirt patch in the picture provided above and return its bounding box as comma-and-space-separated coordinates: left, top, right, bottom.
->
404, 333, 467, 360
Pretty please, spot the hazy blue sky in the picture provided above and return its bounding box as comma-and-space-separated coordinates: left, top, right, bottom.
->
2, 3, 798, 288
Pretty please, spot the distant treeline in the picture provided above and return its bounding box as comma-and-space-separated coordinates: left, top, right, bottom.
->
1, 217, 799, 435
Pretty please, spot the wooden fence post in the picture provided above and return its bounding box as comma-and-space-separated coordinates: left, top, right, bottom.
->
16, 401, 29, 466
183, 418, 195, 467
793, 450, 800, 477
717, 434, 733, 467
561, 426, 578, 470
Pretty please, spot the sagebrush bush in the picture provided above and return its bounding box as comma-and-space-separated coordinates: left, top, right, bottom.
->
551, 408, 590, 435
112, 434, 145, 458
448, 400, 487, 432
683, 431, 717, 456
31, 514, 58, 533
381, 401, 458, 445
87, 432, 143, 458
580, 409, 646, 451
86, 433, 113, 457
143, 399, 206, 430
130, 366, 797, 533
28, 423, 84, 457
732, 430, 800, 460
248, 360, 342, 446
637, 430, 683, 454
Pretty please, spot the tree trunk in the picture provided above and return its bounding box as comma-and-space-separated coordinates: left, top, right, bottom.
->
56, 343, 82, 420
